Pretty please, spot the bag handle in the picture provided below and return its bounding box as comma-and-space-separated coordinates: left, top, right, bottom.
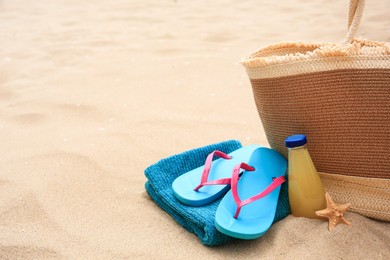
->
343, 0, 365, 44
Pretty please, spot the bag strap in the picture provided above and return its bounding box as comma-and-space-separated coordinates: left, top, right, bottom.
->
343, 0, 365, 44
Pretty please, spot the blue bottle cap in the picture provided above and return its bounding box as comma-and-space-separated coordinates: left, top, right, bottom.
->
285, 134, 307, 148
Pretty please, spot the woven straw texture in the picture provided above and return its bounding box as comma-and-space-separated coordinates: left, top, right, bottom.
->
320, 172, 390, 221
242, 0, 390, 221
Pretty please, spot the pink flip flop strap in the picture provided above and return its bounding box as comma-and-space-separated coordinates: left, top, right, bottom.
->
231, 163, 286, 219
193, 150, 233, 191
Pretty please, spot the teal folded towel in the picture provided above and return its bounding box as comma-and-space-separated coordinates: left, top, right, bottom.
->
144, 140, 291, 246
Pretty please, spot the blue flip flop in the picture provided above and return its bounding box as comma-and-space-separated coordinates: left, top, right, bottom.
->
172, 145, 260, 206
214, 147, 287, 239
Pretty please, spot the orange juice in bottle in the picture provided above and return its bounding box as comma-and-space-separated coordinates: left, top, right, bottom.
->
285, 134, 326, 219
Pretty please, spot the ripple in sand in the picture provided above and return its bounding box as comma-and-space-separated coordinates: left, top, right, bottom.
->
11, 113, 46, 125
0, 246, 63, 259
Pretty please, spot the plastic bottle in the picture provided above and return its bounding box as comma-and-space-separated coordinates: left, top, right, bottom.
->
285, 134, 326, 219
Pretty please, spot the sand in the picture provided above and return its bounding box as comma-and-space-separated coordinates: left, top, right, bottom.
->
0, 0, 389, 258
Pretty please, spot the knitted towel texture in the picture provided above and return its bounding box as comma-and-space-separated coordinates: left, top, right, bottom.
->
144, 140, 291, 246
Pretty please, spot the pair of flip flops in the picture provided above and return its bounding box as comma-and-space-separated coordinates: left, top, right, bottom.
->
172, 145, 287, 240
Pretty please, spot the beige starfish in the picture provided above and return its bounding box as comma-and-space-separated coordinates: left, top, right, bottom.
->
315, 192, 351, 231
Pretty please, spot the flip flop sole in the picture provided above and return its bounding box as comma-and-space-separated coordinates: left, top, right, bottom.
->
215, 147, 287, 239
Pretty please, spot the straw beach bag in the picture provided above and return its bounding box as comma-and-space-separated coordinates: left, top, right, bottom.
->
242, 0, 390, 221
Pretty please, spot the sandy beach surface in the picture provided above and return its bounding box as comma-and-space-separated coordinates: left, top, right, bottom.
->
0, 0, 389, 259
